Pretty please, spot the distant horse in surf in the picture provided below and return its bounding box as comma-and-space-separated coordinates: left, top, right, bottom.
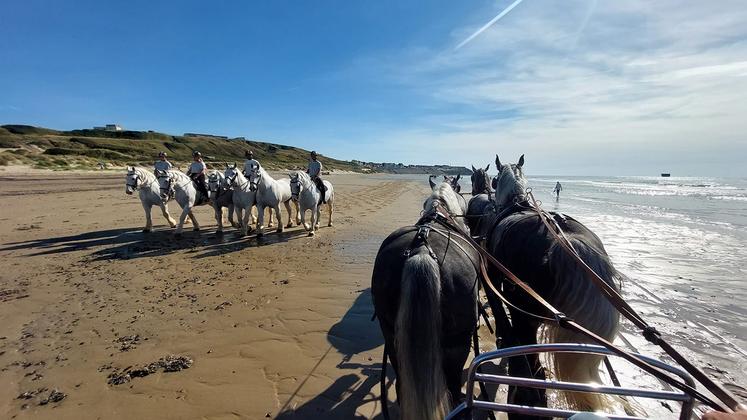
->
372, 179, 480, 420
468, 154, 620, 415
125, 166, 177, 232
207, 170, 238, 233
289, 171, 334, 236
156, 169, 209, 235
247, 164, 298, 237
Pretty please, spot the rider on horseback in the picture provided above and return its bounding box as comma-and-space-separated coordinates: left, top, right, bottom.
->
154, 151, 172, 172
186, 151, 209, 200
307, 151, 326, 204
243, 150, 260, 177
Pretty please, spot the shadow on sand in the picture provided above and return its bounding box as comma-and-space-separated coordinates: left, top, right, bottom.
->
276, 288, 398, 419
1, 226, 312, 260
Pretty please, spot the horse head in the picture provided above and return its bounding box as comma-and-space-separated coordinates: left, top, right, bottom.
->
493, 154, 527, 208
288, 172, 301, 199
470, 164, 491, 195
223, 164, 241, 188
207, 171, 224, 200
443, 174, 462, 193
125, 167, 140, 195
156, 169, 174, 201
247, 166, 262, 192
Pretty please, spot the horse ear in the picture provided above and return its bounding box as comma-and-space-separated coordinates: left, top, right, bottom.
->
225, 162, 229, 169
471, 165, 476, 172
232, 162, 237, 169
495, 155, 501, 168
456, 174, 461, 181
484, 164, 490, 172
428, 175, 436, 189
517, 154, 525, 168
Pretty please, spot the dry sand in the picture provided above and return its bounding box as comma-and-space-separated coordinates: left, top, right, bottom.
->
0, 171, 430, 419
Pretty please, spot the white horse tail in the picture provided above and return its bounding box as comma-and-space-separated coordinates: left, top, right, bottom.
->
395, 252, 449, 420
543, 237, 620, 412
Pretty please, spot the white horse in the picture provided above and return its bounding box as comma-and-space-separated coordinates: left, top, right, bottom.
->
125, 166, 177, 232
156, 169, 208, 235
223, 164, 268, 236
289, 171, 334, 236
247, 164, 298, 236
207, 170, 238, 233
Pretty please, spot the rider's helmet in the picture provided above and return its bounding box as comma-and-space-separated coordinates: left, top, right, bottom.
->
310, 150, 318, 158
158, 151, 167, 157
193, 150, 202, 158
245, 150, 253, 158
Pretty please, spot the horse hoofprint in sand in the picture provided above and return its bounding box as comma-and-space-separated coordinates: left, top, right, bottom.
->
125, 166, 177, 232
156, 169, 208, 235
289, 171, 334, 236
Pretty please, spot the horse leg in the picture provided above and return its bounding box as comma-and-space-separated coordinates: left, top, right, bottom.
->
308, 205, 317, 236
506, 313, 546, 419
294, 200, 301, 225
241, 206, 252, 236
175, 207, 189, 235
228, 204, 237, 228
443, 332, 474, 410
267, 205, 274, 228
214, 204, 223, 233
300, 208, 309, 232
274, 204, 283, 233
160, 203, 177, 228
142, 203, 153, 232
314, 205, 321, 230
188, 207, 200, 231
256, 204, 266, 236
283, 200, 293, 228
327, 200, 333, 227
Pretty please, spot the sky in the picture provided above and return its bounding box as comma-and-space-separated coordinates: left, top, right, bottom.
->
1, 0, 746, 176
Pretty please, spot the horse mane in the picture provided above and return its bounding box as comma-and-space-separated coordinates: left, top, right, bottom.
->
133, 167, 156, 183
167, 169, 191, 183
494, 164, 527, 208
424, 182, 468, 231
295, 170, 313, 188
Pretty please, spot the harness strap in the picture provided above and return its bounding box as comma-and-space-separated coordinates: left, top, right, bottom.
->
429, 202, 731, 412
525, 191, 740, 413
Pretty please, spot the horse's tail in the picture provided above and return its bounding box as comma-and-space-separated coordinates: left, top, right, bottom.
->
395, 252, 449, 420
543, 237, 620, 412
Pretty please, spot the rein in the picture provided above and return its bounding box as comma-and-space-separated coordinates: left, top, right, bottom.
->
429, 200, 739, 413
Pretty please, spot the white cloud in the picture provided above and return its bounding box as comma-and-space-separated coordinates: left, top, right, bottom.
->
348, 0, 747, 175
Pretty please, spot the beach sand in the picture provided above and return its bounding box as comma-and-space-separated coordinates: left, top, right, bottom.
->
0, 171, 429, 419
1, 171, 744, 419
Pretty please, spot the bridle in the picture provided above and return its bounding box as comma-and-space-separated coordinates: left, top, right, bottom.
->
247, 170, 260, 192
289, 176, 301, 199
225, 170, 249, 190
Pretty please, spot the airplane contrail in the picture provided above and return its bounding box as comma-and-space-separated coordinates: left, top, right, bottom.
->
455, 0, 526, 51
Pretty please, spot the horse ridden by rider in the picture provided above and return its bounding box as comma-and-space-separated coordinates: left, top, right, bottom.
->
289, 170, 334, 236
372, 177, 481, 420
467, 154, 621, 416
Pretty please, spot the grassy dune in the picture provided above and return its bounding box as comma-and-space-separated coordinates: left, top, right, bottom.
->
0, 125, 360, 171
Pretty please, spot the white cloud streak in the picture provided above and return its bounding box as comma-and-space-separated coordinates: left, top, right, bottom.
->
454, 0, 526, 51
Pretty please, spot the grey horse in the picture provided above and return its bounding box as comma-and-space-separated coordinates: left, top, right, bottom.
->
372, 179, 480, 420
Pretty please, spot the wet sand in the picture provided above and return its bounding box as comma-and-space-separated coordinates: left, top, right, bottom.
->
1, 171, 744, 419
0, 171, 427, 419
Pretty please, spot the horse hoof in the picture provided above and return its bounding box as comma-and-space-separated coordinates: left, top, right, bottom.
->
328, 223, 333, 227
142, 228, 152, 233
169, 225, 177, 229
285, 223, 293, 228
308, 231, 315, 237
193, 227, 200, 232
276, 228, 283, 233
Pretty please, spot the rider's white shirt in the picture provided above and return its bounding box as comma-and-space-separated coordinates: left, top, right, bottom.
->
188, 161, 206, 174
154, 160, 172, 172
308, 160, 322, 178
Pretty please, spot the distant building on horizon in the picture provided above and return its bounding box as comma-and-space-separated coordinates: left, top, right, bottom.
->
93, 124, 123, 132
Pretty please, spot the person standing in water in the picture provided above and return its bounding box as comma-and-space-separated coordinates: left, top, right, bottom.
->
553, 181, 563, 199
307, 150, 326, 203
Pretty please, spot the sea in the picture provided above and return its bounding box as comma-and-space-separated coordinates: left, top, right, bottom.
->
528, 176, 747, 408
